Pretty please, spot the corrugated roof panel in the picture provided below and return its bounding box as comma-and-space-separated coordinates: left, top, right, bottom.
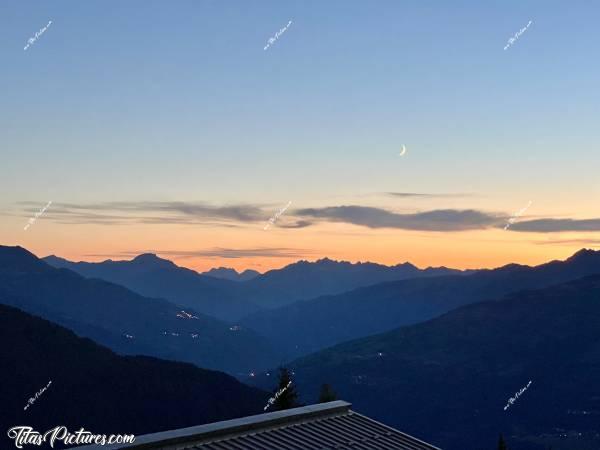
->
325, 415, 382, 442
193, 410, 440, 450
347, 413, 438, 450
377, 434, 428, 450
77, 402, 440, 450
248, 431, 299, 450
285, 423, 339, 448
196, 441, 237, 450
300, 421, 353, 446
233, 435, 267, 450
267, 426, 320, 449
349, 440, 386, 450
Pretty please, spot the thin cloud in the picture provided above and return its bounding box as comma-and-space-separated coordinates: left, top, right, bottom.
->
15, 201, 268, 225
176, 248, 316, 259
295, 205, 503, 231
277, 220, 313, 229
20, 200, 599, 235
509, 218, 600, 233
84, 247, 315, 260
385, 192, 473, 198
534, 238, 600, 246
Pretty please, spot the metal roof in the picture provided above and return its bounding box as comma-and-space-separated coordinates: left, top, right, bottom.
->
72, 401, 441, 450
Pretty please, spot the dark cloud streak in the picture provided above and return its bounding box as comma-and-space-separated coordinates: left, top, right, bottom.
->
15, 201, 268, 225
509, 218, 600, 233
296, 205, 503, 231
16, 201, 600, 234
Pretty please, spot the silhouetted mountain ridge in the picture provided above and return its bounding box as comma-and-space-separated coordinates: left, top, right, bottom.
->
43, 252, 471, 318
242, 248, 600, 358
0, 245, 280, 375
231, 256, 471, 309
130, 253, 178, 269
42, 252, 259, 321
1, 246, 51, 274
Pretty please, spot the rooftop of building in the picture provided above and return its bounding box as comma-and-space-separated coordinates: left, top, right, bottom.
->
72, 400, 441, 450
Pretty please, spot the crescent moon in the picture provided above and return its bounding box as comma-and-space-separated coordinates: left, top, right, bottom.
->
399, 145, 407, 156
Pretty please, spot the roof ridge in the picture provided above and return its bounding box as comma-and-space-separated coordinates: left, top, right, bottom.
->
73, 402, 352, 450
70, 401, 441, 450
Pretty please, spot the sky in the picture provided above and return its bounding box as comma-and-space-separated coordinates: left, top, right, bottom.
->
1, 0, 600, 273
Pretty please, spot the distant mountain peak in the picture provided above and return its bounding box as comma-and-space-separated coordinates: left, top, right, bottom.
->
315, 257, 341, 265
240, 269, 261, 276
203, 267, 260, 282
209, 266, 238, 274
131, 253, 176, 269
43, 254, 73, 266
0, 245, 32, 256
567, 248, 599, 262
0, 245, 50, 272
132, 253, 160, 261
394, 261, 418, 269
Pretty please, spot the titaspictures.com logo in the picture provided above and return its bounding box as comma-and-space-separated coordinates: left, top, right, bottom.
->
7, 426, 135, 448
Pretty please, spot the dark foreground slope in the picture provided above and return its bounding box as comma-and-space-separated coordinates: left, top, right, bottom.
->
243, 249, 600, 358
0, 303, 267, 449
259, 275, 600, 450
1, 246, 280, 375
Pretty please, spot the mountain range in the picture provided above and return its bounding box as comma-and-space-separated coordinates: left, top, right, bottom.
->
231, 257, 471, 310
8, 244, 600, 449
1, 246, 279, 375
42, 253, 258, 321
43, 254, 469, 320
242, 249, 600, 358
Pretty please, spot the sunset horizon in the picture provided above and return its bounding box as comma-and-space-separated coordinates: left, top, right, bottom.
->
3, 2, 600, 448
6, 237, 598, 274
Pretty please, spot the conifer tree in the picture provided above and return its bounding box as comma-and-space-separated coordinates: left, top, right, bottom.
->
272, 367, 299, 411
318, 383, 337, 403
497, 433, 508, 450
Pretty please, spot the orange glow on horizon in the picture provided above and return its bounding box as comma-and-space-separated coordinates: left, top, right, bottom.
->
4, 215, 598, 274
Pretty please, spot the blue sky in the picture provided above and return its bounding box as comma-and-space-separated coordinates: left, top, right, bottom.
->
2, 0, 600, 270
